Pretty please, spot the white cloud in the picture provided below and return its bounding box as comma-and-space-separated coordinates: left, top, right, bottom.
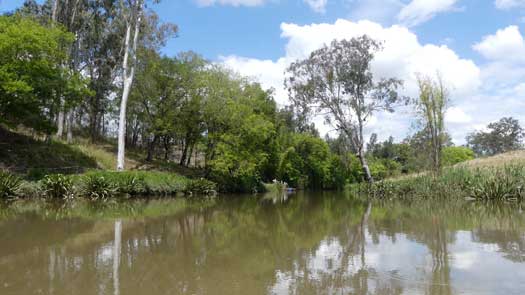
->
473, 25, 525, 63
397, 0, 459, 27
303, 0, 327, 13
195, 0, 266, 7
221, 19, 481, 142
220, 56, 289, 106
446, 107, 472, 124
495, 0, 525, 9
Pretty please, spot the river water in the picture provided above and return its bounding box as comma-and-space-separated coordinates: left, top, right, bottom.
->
1, 192, 524, 294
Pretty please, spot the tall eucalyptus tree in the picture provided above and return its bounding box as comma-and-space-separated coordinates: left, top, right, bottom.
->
285, 36, 404, 183
116, 0, 144, 171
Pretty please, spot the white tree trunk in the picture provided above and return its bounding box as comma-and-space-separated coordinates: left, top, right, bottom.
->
117, 76, 132, 170
56, 99, 65, 138
116, 1, 142, 171
52, 0, 59, 22
66, 109, 74, 143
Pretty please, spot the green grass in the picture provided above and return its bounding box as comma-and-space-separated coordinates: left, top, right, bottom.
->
0, 171, 22, 199
0, 127, 99, 179
0, 127, 218, 199
357, 165, 525, 201
6, 170, 217, 199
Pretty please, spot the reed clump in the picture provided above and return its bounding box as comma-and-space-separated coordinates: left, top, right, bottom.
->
0, 171, 22, 199
358, 165, 525, 201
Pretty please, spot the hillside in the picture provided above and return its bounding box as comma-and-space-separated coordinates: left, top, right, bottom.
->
0, 127, 189, 180
456, 150, 525, 169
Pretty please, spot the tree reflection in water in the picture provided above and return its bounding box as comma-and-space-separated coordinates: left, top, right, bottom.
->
1, 194, 525, 294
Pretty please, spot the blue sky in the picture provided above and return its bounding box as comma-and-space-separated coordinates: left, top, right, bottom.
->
3, 0, 525, 143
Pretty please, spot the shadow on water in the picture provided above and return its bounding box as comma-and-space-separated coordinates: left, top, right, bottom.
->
1, 193, 525, 294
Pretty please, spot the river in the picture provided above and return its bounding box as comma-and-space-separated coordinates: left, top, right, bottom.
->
1, 192, 524, 294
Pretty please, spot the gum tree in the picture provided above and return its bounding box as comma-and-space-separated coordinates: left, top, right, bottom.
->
414, 74, 449, 173
285, 36, 404, 183
117, 0, 144, 171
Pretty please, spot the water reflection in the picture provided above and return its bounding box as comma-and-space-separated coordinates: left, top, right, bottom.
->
1, 194, 525, 294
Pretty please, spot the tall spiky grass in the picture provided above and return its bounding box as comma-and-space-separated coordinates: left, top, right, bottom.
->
0, 171, 22, 199
358, 165, 525, 201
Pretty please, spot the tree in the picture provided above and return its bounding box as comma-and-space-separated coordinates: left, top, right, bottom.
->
17, 0, 127, 142
466, 117, 524, 156
442, 146, 475, 166
0, 15, 75, 133
117, 0, 144, 171
414, 74, 449, 173
285, 36, 404, 183
403, 128, 453, 172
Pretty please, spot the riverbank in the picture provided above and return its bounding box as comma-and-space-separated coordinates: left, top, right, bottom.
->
356, 151, 525, 201
0, 127, 220, 199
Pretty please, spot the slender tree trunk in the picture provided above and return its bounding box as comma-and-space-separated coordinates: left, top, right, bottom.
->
51, 0, 66, 139
131, 119, 140, 147
146, 135, 158, 162
344, 125, 373, 183
117, 1, 143, 171
163, 136, 171, 161
357, 149, 373, 183
56, 99, 65, 138
180, 137, 189, 166
52, 0, 59, 23
66, 109, 74, 143
186, 142, 194, 167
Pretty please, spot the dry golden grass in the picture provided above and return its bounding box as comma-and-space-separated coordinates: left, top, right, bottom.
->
388, 150, 525, 182
456, 150, 525, 169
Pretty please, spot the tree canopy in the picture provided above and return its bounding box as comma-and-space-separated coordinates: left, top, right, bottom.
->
467, 117, 524, 156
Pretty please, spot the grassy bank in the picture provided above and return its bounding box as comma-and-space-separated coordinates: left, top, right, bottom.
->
0, 127, 218, 199
1, 170, 217, 200
357, 163, 525, 201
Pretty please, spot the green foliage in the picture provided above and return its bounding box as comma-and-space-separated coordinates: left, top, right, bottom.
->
359, 165, 525, 201
467, 117, 524, 156
83, 171, 187, 196
118, 175, 147, 196
0, 171, 22, 199
184, 178, 217, 195
468, 166, 525, 200
40, 174, 74, 199
277, 133, 347, 190
368, 158, 402, 180
82, 175, 117, 201
17, 181, 41, 199
0, 15, 76, 132
414, 75, 449, 172
208, 99, 277, 193
442, 146, 475, 166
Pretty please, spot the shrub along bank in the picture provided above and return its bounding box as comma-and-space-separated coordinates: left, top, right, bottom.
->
0, 170, 217, 200
356, 165, 525, 201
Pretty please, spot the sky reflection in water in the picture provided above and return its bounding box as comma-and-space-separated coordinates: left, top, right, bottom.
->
1, 193, 524, 295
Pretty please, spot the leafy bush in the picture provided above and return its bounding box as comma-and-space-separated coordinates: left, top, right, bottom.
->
41, 174, 74, 199
17, 181, 41, 199
0, 171, 22, 199
88, 172, 148, 196
82, 175, 117, 200
117, 175, 147, 195
442, 146, 475, 166
184, 178, 217, 195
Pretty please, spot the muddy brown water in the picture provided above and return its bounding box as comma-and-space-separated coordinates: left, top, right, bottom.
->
1, 192, 524, 294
